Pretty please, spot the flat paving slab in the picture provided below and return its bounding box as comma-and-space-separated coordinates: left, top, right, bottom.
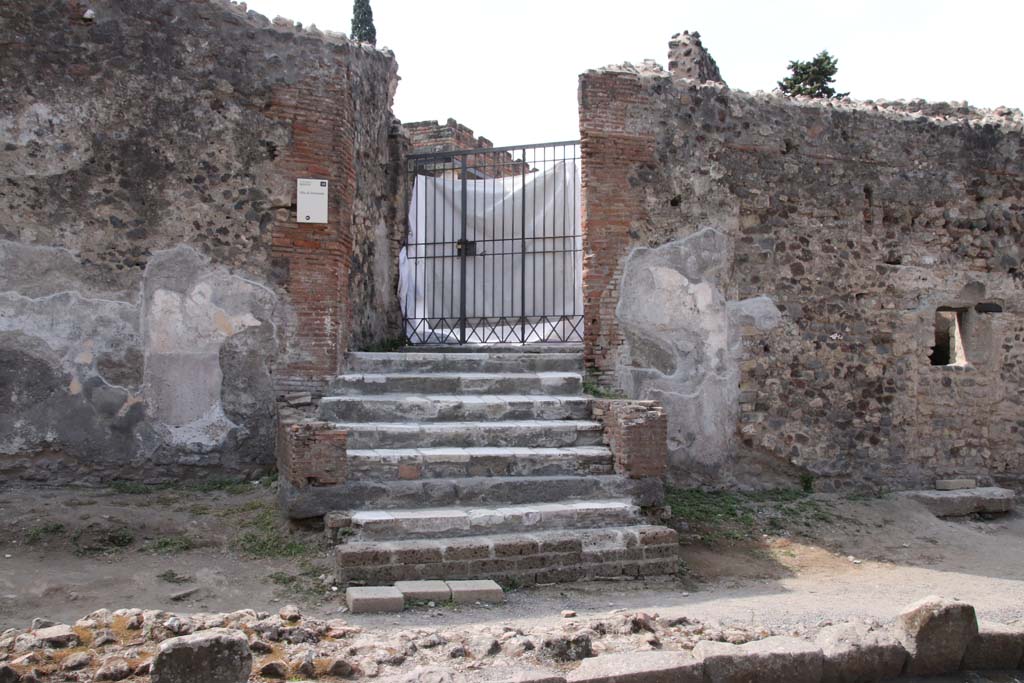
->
345, 586, 404, 614
446, 579, 505, 604
394, 580, 451, 602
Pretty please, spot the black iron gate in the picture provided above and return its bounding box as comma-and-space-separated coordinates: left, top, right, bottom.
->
401, 141, 582, 345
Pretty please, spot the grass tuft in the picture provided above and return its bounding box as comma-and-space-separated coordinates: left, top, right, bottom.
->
665, 487, 834, 545
234, 506, 310, 558
25, 522, 66, 544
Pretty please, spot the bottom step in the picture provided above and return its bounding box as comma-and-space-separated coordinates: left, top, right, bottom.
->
334, 525, 679, 586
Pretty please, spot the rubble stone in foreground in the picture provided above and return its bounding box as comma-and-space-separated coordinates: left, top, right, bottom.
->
150, 628, 252, 683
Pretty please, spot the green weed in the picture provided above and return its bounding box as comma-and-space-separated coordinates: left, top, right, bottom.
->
234, 506, 310, 558
25, 522, 65, 544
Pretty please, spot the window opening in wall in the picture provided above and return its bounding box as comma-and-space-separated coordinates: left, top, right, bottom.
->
930, 307, 968, 366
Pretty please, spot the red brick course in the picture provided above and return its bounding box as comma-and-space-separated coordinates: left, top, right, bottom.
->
592, 399, 668, 479
277, 420, 348, 488
268, 76, 357, 396
578, 70, 660, 385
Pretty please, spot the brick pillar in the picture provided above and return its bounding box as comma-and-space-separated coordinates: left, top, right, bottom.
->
592, 399, 668, 479
276, 420, 348, 488
579, 70, 658, 385
268, 76, 357, 395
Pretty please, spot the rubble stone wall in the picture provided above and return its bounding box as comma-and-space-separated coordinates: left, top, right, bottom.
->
0, 0, 404, 483
579, 61, 1024, 490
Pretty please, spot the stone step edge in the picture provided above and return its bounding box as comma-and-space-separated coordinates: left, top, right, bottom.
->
346, 446, 613, 458
320, 394, 591, 402
328, 497, 640, 539
346, 351, 582, 360
334, 371, 583, 380
334, 524, 679, 586
329, 420, 603, 431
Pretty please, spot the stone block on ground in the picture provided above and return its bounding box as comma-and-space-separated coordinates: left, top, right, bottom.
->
346, 586, 405, 613
150, 628, 252, 683
395, 580, 452, 602
447, 579, 505, 604
476, 668, 565, 683
815, 621, 907, 683
694, 636, 823, 683
935, 478, 976, 491
566, 651, 703, 682
901, 487, 1015, 517
961, 621, 1024, 671
893, 595, 978, 676
32, 624, 79, 648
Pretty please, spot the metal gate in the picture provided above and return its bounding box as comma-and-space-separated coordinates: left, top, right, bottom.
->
401, 141, 582, 345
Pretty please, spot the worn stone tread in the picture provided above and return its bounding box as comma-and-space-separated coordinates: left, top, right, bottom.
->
342, 498, 640, 539
329, 372, 583, 396
346, 446, 614, 478
345, 351, 583, 373
318, 394, 592, 422
333, 419, 605, 449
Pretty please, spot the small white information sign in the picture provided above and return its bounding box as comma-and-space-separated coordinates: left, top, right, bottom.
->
297, 178, 329, 224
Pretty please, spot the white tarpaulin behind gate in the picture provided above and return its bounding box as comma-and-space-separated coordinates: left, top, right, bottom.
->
399, 160, 582, 344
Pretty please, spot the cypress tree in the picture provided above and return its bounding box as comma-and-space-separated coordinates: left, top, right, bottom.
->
778, 50, 848, 99
351, 0, 376, 45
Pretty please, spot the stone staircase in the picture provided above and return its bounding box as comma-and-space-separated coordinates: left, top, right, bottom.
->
307, 345, 679, 587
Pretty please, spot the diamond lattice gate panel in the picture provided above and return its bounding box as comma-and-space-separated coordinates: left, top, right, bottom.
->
400, 142, 582, 344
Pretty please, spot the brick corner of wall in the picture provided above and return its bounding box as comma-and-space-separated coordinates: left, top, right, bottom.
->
594, 399, 668, 479
276, 419, 348, 489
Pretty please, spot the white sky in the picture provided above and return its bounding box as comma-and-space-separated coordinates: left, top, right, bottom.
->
244, 0, 1023, 148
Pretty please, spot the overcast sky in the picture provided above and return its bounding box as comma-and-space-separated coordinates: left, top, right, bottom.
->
244, 0, 1023, 148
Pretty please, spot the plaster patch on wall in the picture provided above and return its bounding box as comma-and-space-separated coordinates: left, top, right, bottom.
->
142, 246, 277, 448
616, 228, 782, 481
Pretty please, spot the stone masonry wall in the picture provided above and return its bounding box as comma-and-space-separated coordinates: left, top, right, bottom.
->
579, 56, 1024, 491
0, 0, 403, 483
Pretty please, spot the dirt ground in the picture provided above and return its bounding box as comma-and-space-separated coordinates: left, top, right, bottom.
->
1, 482, 1022, 635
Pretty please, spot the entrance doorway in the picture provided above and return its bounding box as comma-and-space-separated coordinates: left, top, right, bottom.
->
400, 142, 582, 345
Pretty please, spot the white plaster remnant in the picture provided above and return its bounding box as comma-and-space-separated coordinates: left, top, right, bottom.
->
142, 246, 276, 447
616, 228, 782, 480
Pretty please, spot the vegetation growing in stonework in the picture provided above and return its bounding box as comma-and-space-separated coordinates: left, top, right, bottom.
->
778, 50, 848, 99
351, 0, 376, 45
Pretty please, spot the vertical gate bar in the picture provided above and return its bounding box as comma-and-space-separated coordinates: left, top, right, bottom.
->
572, 144, 578, 319
541, 144, 547, 338
520, 148, 527, 344
561, 144, 568, 338
459, 155, 468, 344
438, 160, 445, 340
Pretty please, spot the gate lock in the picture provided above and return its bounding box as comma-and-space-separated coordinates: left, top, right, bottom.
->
456, 239, 477, 256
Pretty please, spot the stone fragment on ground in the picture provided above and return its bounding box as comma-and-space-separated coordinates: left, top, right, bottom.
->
347, 586, 406, 613
894, 595, 979, 675
150, 628, 252, 683
815, 621, 907, 683
694, 635, 823, 683
447, 579, 505, 604
902, 487, 1015, 517
395, 580, 451, 602
962, 620, 1024, 671
567, 651, 702, 682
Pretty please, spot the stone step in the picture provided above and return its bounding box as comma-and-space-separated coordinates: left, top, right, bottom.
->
319, 394, 592, 422
291, 474, 663, 521
399, 343, 582, 354
328, 372, 583, 397
334, 524, 679, 586
334, 420, 604, 449
345, 351, 582, 374
333, 499, 641, 541
347, 446, 613, 479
